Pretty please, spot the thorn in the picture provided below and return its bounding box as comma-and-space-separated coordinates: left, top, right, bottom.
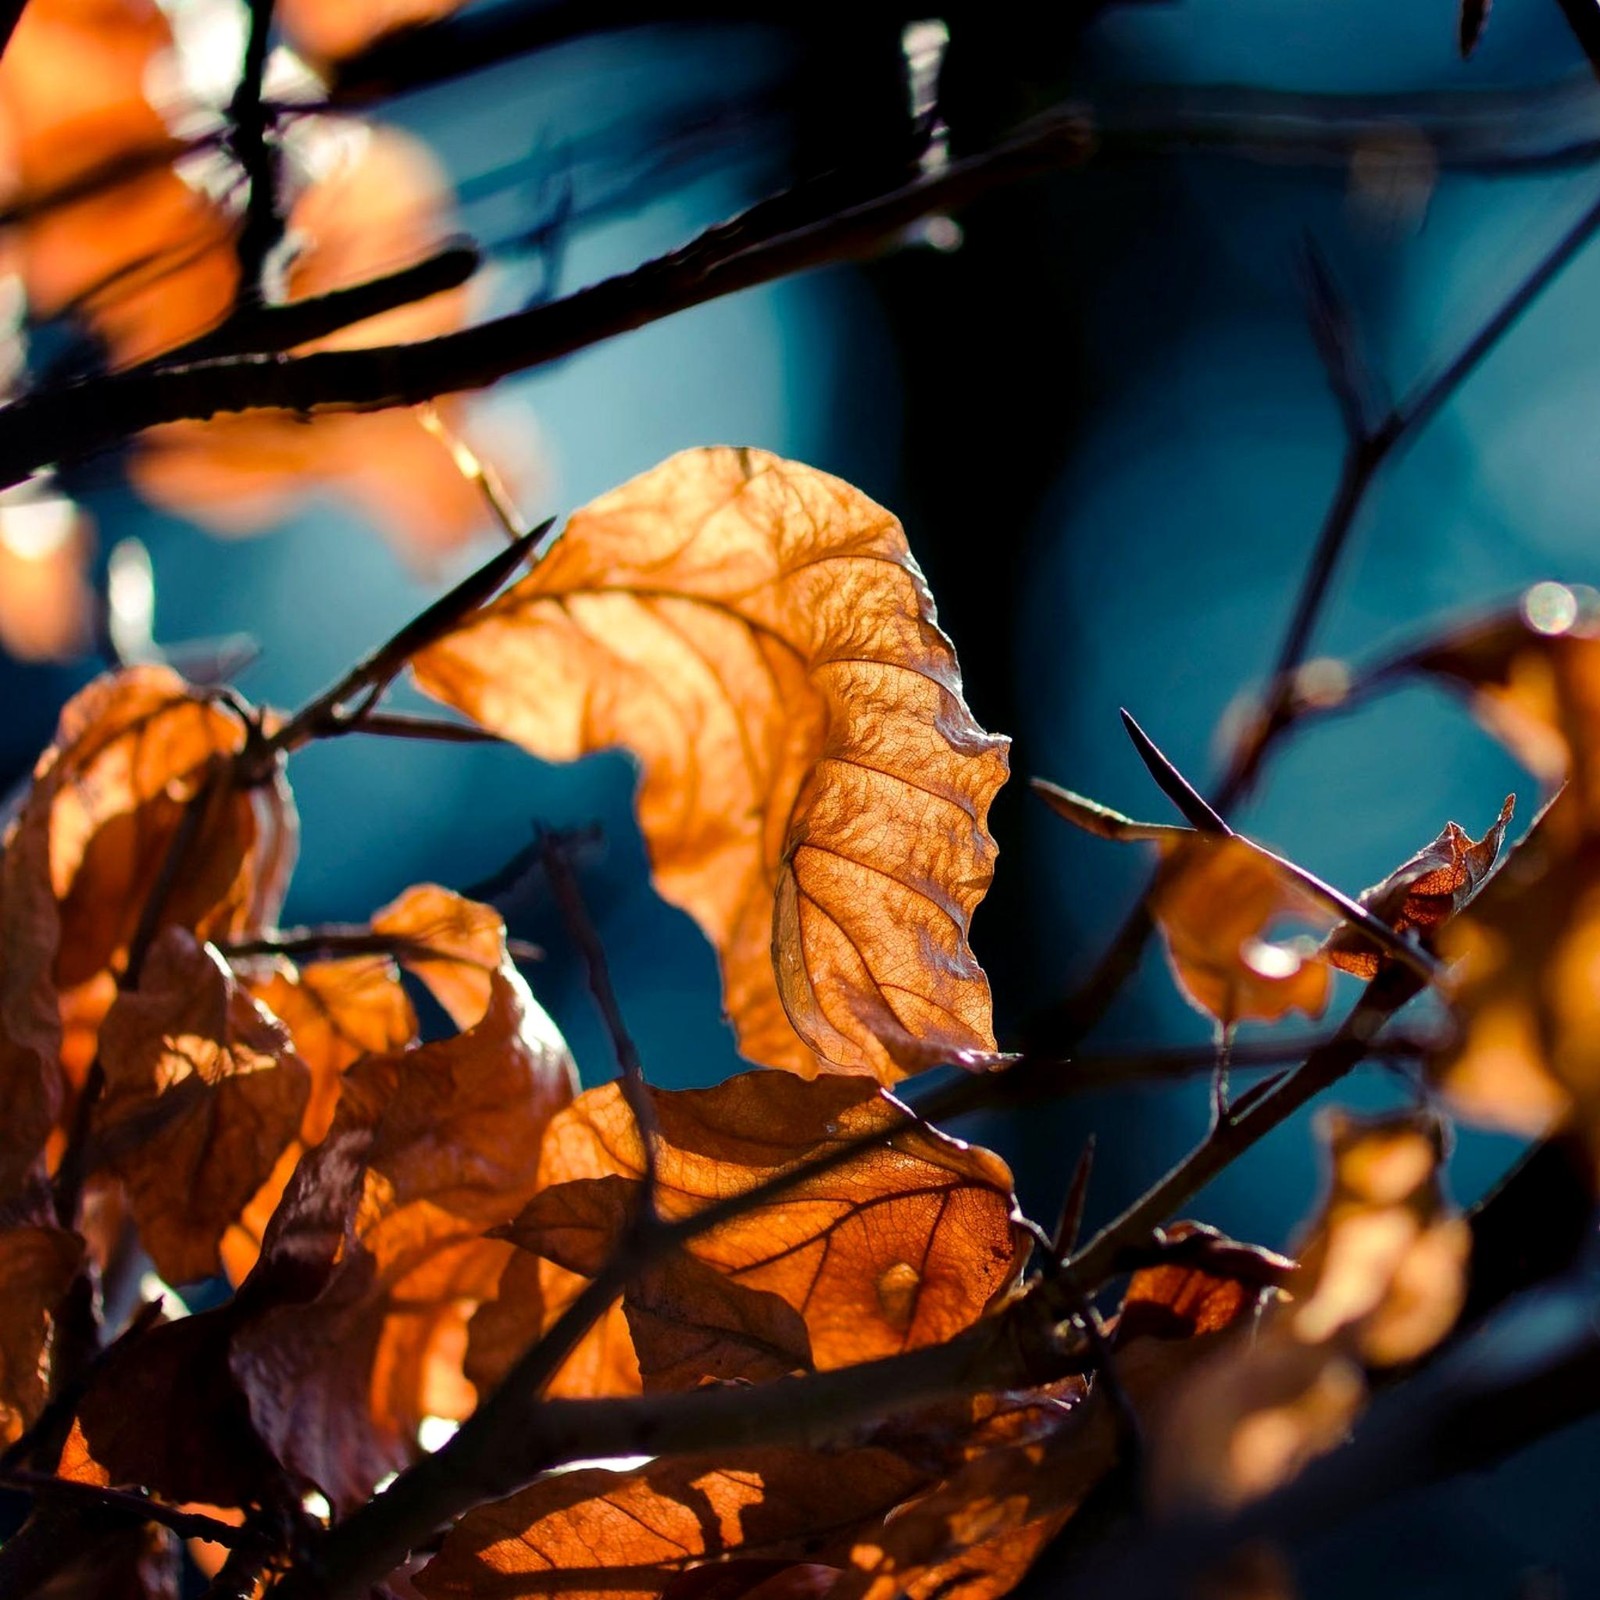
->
1052, 1136, 1095, 1260
1119, 709, 1232, 835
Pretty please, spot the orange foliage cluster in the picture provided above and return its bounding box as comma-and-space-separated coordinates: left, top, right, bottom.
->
0, 0, 512, 662
0, 447, 1585, 1597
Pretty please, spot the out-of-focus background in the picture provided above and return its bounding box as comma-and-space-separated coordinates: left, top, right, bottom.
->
4, 2, 1600, 1591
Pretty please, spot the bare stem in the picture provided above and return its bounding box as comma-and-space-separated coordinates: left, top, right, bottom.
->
0, 114, 1089, 490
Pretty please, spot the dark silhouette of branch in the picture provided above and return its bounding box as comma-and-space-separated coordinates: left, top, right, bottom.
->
0, 114, 1089, 491
0, 1471, 253, 1547
1028, 174, 1600, 1054
228, 0, 281, 305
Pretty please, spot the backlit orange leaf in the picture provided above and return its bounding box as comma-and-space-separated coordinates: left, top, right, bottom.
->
1401, 587, 1600, 800
1151, 835, 1334, 1027
232, 965, 576, 1509
415, 448, 1010, 1081
40, 665, 296, 991
0, 1222, 84, 1445
93, 927, 310, 1286
469, 1071, 1024, 1400
0, 489, 95, 662
0, 0, 239, 363
222, 948, 416, 1283
1035, 782, 1336, 1026
4, 662, 292, 1201
438, 1243, 1265, 1600
277, 0, 465, 65
417, 1448, 929, 1600
1324, 796, 1514, 979
1149, 1109, 1468, 1513
220, 883, 506, 1286
373, 880, 508, 1030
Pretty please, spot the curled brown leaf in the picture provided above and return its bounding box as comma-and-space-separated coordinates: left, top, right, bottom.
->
94, 928, 311, 1287
414, 447, 1009, 1082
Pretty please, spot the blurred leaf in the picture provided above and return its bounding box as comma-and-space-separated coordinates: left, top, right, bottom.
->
277, 0, 466, 65
1399, 590, 1600, 797
0, 491, 95, 663
1459, 0, 1490, 56
1149, 1110, 1468, 1513
130, 126, 525, 570
416, 448, 1010, 1082
0, 0, 238, 363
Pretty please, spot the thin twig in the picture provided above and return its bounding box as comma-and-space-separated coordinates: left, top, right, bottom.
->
175, 243, 480, 362
261, 516, 553, 760
1065, 965, 1422, 1293
0, 1471, 253, 1547
418, 402, 527, 542
540, 830, 662, 1201
325, 710, 508, 746
218, 924, 541, 965
1029, 177, 1600, 1053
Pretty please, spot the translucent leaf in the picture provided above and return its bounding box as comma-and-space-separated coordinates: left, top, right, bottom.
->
1323, 796, 1514, 979
231, 966, 576, 1510
415, 448, 1009, 1081
468, 1071, 1024, 1401
0, 1222, 83, 1445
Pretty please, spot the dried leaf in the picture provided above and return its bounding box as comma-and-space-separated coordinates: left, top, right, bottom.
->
470, 1071, 1024, 1398
416, 1447, 932, 1600
223, 949, 417, 1283
1036, 782, 1336, 1026
831, 1247, 1270, 1600
414, 447, 1009, 1082
1324, 795, 1514, 979
373, 881, 507, 1030
1148, 1110, 1468, 1514
437, 1238, 1265, 1600
1152, 836, 1334, 1027
41, 666, 297, 990
0, 764, 68, 1196
94, 928, 310, 1286
0, 1223, 84, 1445
277, 0, 465, 64
232, 966, 576, 1509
